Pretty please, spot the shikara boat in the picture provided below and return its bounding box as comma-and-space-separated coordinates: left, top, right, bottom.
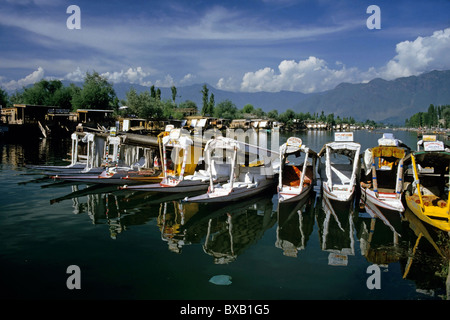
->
318, 132, 361, 202
184, 136, 278, 203
51, 166, 159, 185
403, 135, 450, 232
360, 133, 409, 213
26, 133, 105, 174
278, 137, 317, 203
121, 129, 227, 192
51, 133, 156, 185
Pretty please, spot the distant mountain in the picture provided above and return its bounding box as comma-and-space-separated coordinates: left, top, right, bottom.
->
112, 82, 310, 112
295, 70, 450, 124
53, 70, 450, 125
113, 70, 450, 125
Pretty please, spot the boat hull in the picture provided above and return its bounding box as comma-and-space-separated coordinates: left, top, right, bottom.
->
278, 184, 312, 203
360, 186, 404, 212
406, 195, 450, 232
121, 180, 210, 193
322, 183, 355, 202
185, 179, 276, 203
52, 171, 150, 185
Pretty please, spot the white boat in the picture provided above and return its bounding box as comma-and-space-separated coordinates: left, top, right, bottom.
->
278, 137, 317, 203
184, 136, 278, 203
121, 129, 229, 193
26, 133, 105, 174
360, 133, 409, 212
318, 132, 361, 202
52, 133, 150, 185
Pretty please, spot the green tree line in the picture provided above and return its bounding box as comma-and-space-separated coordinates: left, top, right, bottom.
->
405, 104, 450, 129
0, 71, 381, 127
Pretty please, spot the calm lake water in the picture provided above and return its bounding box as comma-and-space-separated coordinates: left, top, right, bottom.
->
1, 129, 448, 301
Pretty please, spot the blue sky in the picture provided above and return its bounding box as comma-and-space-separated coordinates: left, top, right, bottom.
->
1, 0, 450, 93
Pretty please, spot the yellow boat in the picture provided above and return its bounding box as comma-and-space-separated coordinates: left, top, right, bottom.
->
404, 135, 450, 232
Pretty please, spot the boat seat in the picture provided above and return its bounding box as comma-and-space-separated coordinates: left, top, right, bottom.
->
330, 164, 352, 185
210, 160, 232, 178
184, 170, 210, 182
408, 194, 447, 207
282, 165, 312, 187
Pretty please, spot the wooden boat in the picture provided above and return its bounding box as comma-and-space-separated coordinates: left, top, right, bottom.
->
121, 129, 228, 192
184, 136, 278, 203
278, 137, 317, 203
318, 132, 361, 202
403, 135, 450, 232
26, 133, 105, 174
51, 166, 159, 185
51, 133, 156, 185
360, 133, 409, 213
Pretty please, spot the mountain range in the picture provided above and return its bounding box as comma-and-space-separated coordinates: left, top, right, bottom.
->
111, 70, 450, 125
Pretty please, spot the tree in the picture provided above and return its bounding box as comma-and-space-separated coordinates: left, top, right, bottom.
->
171, 85, 177, 103
442, 106, 450, 128
267, 109, 278, 120
201, 84, 209, 116
0, 87, 11, 108
427, 104, 437, 127
156, 88, 161, 101
242, 104, 254, 114
71, 71, 118, 110
279, 109, 296, 124
15, 79, 79, 109
150, 85, 156, 99
326, 113, 335, 126
208, 93, 215, 115
125, 87, 163, 119
213, 99, 238, 119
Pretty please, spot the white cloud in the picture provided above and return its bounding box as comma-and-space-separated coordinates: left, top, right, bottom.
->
216, 76, 238, 91
180, 73, 196, 85
239, 28, 450, 93
380, 28, 450, 79
240, 57, 365, 93
65, 67, 85, 82
155, 74, 175, 88
100, 67, 152, 85
1, 67, 45, 91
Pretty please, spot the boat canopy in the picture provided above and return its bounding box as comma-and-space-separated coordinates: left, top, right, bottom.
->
371, 146, 406, 159
204, 136, 241, 153
405, 150, 450, 170
280, 137, 317, 158
318, 141, 360, 158
162, 128, 193, 148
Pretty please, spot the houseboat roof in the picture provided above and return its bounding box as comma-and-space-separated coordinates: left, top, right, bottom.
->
76, 109, 114, 113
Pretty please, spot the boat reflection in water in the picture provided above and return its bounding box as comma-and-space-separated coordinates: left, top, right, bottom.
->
200, 196, 276, 264
317, 196, 355, 266
275, 191, 316, 258
44, 177, 448, 297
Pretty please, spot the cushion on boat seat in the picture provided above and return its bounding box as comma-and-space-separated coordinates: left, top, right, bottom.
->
408, 194, 447, 207
282, 165, 312, 187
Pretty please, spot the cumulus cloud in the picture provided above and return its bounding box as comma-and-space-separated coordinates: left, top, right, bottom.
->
1, 67, 45, 91
239, 28, 450, 93
101, 67, 151, 85
240, 57, 365, 93
217, 76, 239, 91
380, 28, 450, 79
180, 73, 196, 85
65, 67, 85, 82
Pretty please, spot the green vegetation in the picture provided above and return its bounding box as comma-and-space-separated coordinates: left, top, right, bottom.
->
0, 73, 387, 128
405, 104, 450, 129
